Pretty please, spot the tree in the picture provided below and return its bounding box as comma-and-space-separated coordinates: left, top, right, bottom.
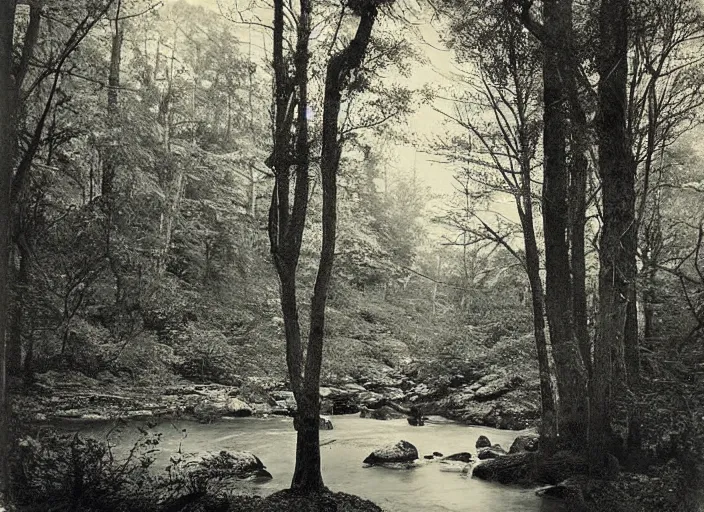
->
0, 0, 17, 497
590, 0, 633, 471
267, 0, 393, 492
434, 1, 558, 450
504, 0, 589, 449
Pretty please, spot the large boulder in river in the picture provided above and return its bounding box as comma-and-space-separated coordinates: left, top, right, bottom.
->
363, 440, 418, 465
443, 452, 473, 463
509, 434, 539, 454
359, 405, 405, 420
476, 435, 492, 449
195, 450, 273, 481
478, 444, 507, 460
225, 397, 253, 417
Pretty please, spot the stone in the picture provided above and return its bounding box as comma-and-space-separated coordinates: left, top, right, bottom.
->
360, 405, 404, 420
358, 391, 385, 408
319, 416, 334, 430
433, 451, 444, 457
424, 454, 435, 460
225, 397, 253, 417
509, 434, 539, 454
473, 375, 523, 401
478, 444, 507, 460
363, 440, 418, 465
197, 450, 273, 481
476, 435, 492, 449
443, 452, 473, 463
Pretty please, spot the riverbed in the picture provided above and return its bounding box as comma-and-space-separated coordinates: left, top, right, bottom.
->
62, 414, 564, 512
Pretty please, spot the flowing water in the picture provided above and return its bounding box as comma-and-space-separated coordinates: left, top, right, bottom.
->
63, 414, 564, 512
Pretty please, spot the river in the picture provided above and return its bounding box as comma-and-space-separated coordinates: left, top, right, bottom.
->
64, 414, 564, 512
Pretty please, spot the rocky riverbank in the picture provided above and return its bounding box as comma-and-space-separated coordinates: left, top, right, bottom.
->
16, 361, 539, 430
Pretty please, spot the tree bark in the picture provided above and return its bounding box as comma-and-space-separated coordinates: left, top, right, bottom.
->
0, 0, 17, 496
542, 0, 588, 449
102, 1, 124, 198
591, 0, 632, 472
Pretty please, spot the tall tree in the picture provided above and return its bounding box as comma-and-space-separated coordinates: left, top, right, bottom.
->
435, 3, 558, 451
0, 0, 17, 497
591, 0, 633, 471
268, 0, 390, 492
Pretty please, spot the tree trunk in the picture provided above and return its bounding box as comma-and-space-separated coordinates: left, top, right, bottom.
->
542, 0, 588, 449
7, 242, 29, 378
591, 0, 632, 472
569, 142, 590, 375
0, 0, 17, 496
523, 210, 558, 453
102, 5, 123, 198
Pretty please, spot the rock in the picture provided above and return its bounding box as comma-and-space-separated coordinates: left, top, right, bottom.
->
407, 416, 424, 426
443, 452, 473, 463
363, 440, 418, 465
476, 435, 492, 449
360, 405, 404, 420
379, 387, 405, 401
343, 383, 366, 393
478, 444, 507, 460
472, 452, 538, 484
433, 451, 444, 457
509, 434, 539, 454
358, 391, 384, 408
319, 416, 334, 430
197, 450, 273, 481
424, 454, 435, 460
535, 476, 586, 503
473, 375, 523, 401
225, 397, 253, 417
473, 451, 588, 486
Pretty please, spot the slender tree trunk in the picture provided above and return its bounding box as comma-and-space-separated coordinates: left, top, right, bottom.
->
522, 206, 558, 453
7, 243, 29, 378
591, 0, 632, 472
0, 0, 17, 497
542, 0, 588, 449
569, 145, 590, 374
102, 2, 123, 198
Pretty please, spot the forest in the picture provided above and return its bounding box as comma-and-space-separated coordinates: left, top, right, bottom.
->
1, 0, 704, 510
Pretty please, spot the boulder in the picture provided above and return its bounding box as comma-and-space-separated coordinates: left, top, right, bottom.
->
476, 435, 492, 449
196, 450, 273, 481
407, 416, 424, 426
379, 387, 405, 401
225, 397, 253, 417
433, 451, 444, 457
442, 452, 473, 463
473, 375, 523, 401
424, 454, 435, 460
360, 405, 404, 420
478, 444, 507, 460
535, 476, 586, 503
473, 451, 588, 486
358, 391, 385, 408
363, 440, 418, 465
509, 434, 539, 454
